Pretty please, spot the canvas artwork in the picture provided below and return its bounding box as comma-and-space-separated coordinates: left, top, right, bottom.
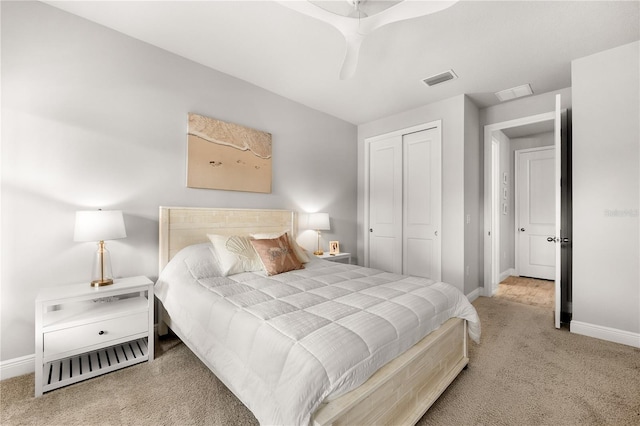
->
187, 113, 272, 193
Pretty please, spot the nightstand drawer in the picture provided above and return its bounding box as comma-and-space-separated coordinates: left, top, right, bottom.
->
43, 311, 148, 358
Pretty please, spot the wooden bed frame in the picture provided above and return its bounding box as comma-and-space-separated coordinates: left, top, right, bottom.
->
157, 206, 469, 426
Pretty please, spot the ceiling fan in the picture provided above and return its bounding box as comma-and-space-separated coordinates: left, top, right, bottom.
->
277, 0, 459, 79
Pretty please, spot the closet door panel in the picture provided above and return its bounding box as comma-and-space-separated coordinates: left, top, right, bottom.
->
405, 237, 433, 278
368, 135, 403, 274
403, 128, 441, 281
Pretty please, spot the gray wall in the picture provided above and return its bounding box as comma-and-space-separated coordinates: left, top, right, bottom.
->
1, 1, 357, 362
463, 97, 482, 294
571, 41, 639, 337
357, 95, 482, 296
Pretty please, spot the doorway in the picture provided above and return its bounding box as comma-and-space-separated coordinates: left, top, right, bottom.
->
484, 111, 555, 294
483, 99, 572, 327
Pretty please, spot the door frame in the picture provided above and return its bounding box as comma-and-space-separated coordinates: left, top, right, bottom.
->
483, 112, 555, 296
514, 146, 555, 279
364, 120, 441, 268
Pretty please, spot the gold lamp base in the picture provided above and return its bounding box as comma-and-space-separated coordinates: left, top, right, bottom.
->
90, 240, 114, 287
314, 229, 325, 256
91, 278, 114, 287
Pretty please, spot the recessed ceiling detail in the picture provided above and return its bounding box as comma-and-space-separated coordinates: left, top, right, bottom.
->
422, 69, 458, 87
495, 84, 534, 102
277, 0, 459, 79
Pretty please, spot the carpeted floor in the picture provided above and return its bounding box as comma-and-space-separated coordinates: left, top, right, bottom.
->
2, 297, 639, 425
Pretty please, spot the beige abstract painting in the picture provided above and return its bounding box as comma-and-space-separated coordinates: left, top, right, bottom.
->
187, 113, 272, 193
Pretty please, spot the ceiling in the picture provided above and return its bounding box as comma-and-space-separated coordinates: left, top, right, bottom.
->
44, 1, 640, 125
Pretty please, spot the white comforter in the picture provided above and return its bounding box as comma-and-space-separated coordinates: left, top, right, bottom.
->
155, 244, 480, 426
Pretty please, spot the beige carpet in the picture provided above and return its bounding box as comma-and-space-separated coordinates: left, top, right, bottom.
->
2, 297, 639, 425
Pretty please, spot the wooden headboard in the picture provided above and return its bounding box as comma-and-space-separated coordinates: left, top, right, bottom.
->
158, 206, 297, 273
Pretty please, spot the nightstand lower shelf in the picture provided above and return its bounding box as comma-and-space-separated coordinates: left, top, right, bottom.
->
42, 337, 149, 394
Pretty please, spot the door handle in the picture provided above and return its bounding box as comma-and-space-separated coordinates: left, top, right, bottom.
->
369, 228, 373, 233
547, 237, 558, 242
562, 238, 570, 243
520, 228, 525, 232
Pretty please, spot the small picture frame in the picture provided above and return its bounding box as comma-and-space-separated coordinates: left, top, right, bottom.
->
503, 172, 508, 185
502, 203, 508, 215
503, 187, 508, 200
329, 241, 340, 255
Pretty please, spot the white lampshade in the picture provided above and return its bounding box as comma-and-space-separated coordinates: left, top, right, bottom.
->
74, 210, 127, 242
308, 212, 330, 231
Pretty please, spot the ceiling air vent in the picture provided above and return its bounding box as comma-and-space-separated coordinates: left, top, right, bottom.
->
495, 84, 533, 102
422, 69, 458, 87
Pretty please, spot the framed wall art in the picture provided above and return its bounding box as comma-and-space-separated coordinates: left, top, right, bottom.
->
187, 113, 272, 193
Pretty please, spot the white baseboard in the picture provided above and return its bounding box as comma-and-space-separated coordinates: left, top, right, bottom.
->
466, 287, 482, 303
499, 268, 516, 282
570, 321, 640, 348
0, 354, 34, 380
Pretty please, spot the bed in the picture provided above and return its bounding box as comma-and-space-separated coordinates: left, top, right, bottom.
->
155, 206, 480, 425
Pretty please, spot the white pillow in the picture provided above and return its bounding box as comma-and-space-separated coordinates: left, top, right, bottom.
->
207, 234, 263, 276
250, 231, 311, 263
157, 243, 221, 285
182, 243, 222, 279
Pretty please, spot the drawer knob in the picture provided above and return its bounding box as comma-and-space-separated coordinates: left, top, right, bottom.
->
98, 330, 105, 335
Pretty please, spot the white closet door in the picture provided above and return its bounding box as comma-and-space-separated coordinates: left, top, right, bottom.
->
403, 128, 441, 280
368, 135, 403, 274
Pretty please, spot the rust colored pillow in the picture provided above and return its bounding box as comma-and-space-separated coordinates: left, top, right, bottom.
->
250, 233, 304, 276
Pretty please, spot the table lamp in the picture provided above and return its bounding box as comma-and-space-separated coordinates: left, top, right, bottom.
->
308, 212, 330, 255
74, 210, 127, 287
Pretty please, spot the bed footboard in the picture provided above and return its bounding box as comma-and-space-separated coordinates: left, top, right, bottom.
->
312, 317, 468, 426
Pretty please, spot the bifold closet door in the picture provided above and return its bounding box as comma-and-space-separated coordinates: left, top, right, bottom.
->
403, 128, 441, 281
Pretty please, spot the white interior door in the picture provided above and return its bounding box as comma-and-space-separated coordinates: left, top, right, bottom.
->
403, 128, 441, 280
368, 135, 403, 273
516, 147, 556, 280
553, 94, 562, 329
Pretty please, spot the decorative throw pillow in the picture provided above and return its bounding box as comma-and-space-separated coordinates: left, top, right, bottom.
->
250, 233, 304, 276
207, 234, 263, 276
251, 231, 311, 263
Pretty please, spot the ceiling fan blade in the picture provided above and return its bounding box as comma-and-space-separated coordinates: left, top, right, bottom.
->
276, 0, 460, 79
339, 33, 364, 80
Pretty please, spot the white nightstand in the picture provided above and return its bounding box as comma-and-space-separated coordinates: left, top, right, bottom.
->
316, 252, 352, 264
34, 276, 154, 397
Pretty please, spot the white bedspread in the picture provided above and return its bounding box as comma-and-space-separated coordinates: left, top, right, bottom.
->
155, 244, 480, 426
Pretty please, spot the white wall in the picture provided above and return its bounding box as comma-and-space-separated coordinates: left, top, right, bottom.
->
571, 41, 640, 345
0, 1, 357, 363
357, 95, 482, 295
